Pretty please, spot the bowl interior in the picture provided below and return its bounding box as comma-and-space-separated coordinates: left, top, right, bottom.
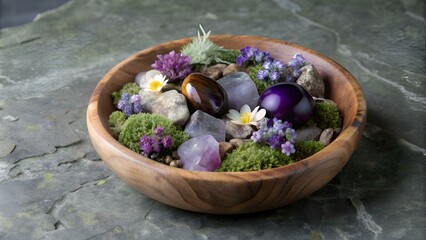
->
87, 35, 366, 213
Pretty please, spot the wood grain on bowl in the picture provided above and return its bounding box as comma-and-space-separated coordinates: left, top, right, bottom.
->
87, 35, 366, 214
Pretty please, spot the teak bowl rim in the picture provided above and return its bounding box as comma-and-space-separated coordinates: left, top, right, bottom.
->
87, 34, 367, 182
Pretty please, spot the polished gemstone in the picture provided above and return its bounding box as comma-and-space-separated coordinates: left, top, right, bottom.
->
182, 73, 228, 117
258, 82, 315, 126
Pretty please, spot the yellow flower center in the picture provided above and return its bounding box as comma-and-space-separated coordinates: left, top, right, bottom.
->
149, 80, 163, 91
240, 112, 252, 124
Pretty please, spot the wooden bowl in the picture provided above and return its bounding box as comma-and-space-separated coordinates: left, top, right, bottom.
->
87, 35, 367, 214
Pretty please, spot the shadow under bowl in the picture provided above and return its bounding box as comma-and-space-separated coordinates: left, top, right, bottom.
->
86, 35, 367, 214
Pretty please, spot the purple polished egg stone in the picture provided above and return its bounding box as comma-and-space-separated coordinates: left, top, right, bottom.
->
258, 82, 315, 126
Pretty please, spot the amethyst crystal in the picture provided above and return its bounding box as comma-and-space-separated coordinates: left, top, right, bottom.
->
177, 135, 220, 172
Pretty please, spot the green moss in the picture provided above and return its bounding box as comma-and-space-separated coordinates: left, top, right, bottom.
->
293, 141, 325, 161
314, 102, 342, 129
217, 142, 294, 172
108, 111, 126, 136
248, 65, 274, 93
118, 113, 189, 153
214, 49, 241, 64
112, 82, 141, 105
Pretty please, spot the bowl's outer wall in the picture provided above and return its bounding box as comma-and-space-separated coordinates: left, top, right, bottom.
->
87, 35, 367, 214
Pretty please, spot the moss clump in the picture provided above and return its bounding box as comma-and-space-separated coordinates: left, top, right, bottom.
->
248, 65, 275, 93
217, 142, 294, 172
112, 82, 141, 105
108, 111, 126, 136
215, 49, 241, 64
293, 141, 325, 161
118, 113, 189, 153
314, 102, 342, 129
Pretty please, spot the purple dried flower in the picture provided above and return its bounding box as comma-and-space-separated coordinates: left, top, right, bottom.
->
281, 141, 296, 156
272, 60, 285, 70
269, 71, 280, 81
151, 50, 192, 82
161, 136, 173, 148
256, 69, 269, 80
138, 125, 175, 158
288, 53, 306, 68
140, 135, 153, 155
154, 126, 164, 136
263, 60, 272, 70
118, 93, 143, 117
151, 140, 162, 153
251, 117, 297, 156
237, 46, 271, 66
269, 134, 283, 149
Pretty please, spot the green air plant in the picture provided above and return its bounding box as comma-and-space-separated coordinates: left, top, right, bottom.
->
118, 113, 189, 153
181, 25, 238, 65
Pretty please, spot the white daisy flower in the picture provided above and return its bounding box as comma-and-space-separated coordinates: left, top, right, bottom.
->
226, 104, 266, 126
140, 70, 169, 92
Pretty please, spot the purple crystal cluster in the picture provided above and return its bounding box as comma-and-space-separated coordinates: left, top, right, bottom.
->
151, 50, 192, 81
251, 118, 297, 156
139, 126, 173, 158
117, 93, 143, 116
177, 135, 220, 172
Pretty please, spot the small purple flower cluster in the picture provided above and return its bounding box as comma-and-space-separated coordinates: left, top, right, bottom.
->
236, 46, 272, 66
139, 126, 174, 158
251, 117, 297, 156
284, 53, 307, 82
237, 46, 286, 82
151, 50, 192, 82
257, 59, 286, 81
117, 93, 143, 116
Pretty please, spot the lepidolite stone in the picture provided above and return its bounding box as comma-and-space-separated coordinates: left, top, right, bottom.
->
177, 135, 220, 172
184, 110, 226, 142
217, 72, 259, 110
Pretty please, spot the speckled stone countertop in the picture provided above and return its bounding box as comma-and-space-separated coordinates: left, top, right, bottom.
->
0, 0, 424, 239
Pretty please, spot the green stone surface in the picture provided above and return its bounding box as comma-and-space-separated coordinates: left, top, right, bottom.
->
0, 0, 424, 239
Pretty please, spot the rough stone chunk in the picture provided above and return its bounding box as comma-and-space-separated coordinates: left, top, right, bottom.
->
223, 63, 245, 76
296, 64, 324, 98
139, 90, 160, 112
319, 128, 334, 146
199, 64, 227, 80
225, 119, 254, 140
184, 110, 226, 142
219, 142, 234, 160
151, 90, 190, 126
229, 138, 244, 148
177, 135, 220, 171
296, 126, 322, 142
217, 72, 259, 110
314, 97, 338, 107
